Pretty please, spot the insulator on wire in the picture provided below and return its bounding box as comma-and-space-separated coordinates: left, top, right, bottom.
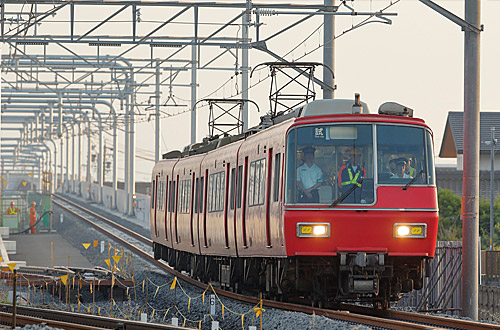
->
254, 9, 277, 17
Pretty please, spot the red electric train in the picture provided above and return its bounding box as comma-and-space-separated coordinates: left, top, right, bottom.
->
150, 96, 438, 307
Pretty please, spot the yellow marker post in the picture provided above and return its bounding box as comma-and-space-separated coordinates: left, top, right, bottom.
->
112, 255, 121, 264
170, 277, 177, 290
60, 275, 68, 285
104, 259, 110, 268
7, 263, 16, 272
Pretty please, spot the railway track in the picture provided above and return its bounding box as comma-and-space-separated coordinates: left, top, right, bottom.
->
0, 304, 183, 329
53, 194, 500, 330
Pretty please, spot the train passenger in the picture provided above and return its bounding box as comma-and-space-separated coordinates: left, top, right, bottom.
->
297, 146, 323, 203
337, 148, 366, 203
391, 158, 412, 179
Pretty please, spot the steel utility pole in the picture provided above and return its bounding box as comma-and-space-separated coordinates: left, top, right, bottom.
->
155, 59, 160, 164
490, 126, 496, 251
419, 0, 481, 319
323, 0, 335, 99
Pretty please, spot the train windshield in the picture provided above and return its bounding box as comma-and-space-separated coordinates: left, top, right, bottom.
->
285, 124, 435, 205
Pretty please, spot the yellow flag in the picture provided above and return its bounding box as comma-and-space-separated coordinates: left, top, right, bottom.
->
87, 306, 90, 313
60, 275, 68, 285
188, 297, 191, 311
254, 307, 265, 318
22, 181, 27, 187
82, 243, 91, 250
7, 263, 16, 272
29, 172, 33, 177
112, 255, 122, 264
104, 259, 110, 267
170, 277, 177, 290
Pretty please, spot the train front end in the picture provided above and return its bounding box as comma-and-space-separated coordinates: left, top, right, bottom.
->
283, 102, 438, 305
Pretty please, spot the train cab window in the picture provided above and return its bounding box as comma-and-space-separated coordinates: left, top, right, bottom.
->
285, 124, 374, 205
377, 125, 433, 186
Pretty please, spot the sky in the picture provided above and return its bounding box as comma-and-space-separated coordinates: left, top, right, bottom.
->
3, 0, 500, 182
136, 0, 500, 181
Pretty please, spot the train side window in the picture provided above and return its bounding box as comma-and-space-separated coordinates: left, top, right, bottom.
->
249, 158, 266, 206
199, 177, 205, 214
194, 178, 199, 214
208, 171, 225, 212
273, 153, 281, 202
236, 165, 243, 208
230, 168, 236, 210
167, 181, 172, 212
151, 179, 156, 209
172, 181, 177, 212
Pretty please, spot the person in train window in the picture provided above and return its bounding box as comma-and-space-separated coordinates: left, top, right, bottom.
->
297, 146, 323, 203
405, 157, 417, 177
391, 158, 412, 179
337, 148, 366, 203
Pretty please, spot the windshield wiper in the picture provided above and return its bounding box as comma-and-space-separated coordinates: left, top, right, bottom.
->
403, 170, 423, 190
330, 177, 363, 208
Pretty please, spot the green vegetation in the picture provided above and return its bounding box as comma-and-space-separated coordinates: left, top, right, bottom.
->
438, 188, 500, 249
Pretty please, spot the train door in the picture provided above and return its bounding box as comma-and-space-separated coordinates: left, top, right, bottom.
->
163, 176, 169, 241
174, 175, 179, 244
228, 166, 236, 250
265, 149, 273, 247
224, 163, 230, 248
190, 172, 196, 247
240, 157, 249, 247
203, 169, 208, 248
152, 175, 158, 237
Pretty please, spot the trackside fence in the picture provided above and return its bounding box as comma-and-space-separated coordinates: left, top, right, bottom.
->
397, 242, 500, 322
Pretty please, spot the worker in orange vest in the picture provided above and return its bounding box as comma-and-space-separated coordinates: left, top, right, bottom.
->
29, 201, 37, 234
6, 201, 19, 215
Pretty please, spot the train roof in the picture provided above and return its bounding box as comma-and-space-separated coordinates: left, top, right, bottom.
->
162, 98, 424, 160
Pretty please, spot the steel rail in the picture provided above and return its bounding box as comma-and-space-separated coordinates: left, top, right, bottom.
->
52, 195, 498, 330
0, 305, 183, 329
53, 194, 151, 245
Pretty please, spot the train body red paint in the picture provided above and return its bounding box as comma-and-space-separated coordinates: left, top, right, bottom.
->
150, 99, 438, 306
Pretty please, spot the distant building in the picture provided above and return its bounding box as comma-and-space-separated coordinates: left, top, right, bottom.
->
438, 112, 500, 201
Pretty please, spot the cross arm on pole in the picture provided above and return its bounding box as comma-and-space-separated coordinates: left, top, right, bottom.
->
419, 0, 482, 33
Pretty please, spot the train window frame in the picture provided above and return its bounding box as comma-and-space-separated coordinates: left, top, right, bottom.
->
179, 178, 192, 214
199, 176, 205, 214
236, 165, 243, 209
208, 171, 225, 212
249, 158, 266, 207
151, 179, 156, 209
230, 167, 236, 210
284, 123, 375, 206
194, 177, 199, 214
375, 124, 435, 187
273, 153, 281, 202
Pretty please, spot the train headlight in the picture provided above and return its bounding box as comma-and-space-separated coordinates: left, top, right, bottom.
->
393, 223, 427, 238
297, 223, 330, 238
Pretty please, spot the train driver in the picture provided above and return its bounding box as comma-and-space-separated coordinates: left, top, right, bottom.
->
297, 146, 323, 203
391, 158, 412, 179
337, 148, 366, 203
